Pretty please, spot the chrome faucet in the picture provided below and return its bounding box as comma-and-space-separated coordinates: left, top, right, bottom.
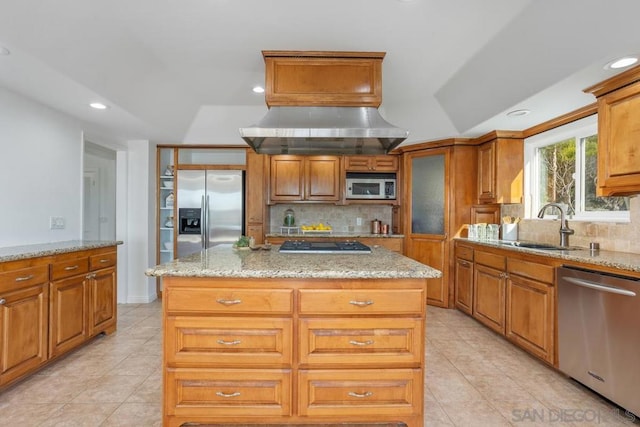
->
537, 203, 574, 248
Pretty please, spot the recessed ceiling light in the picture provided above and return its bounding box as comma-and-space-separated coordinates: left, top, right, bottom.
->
507, 109, 531, 117
0, 46, 10, 56
252, 86, 265, 94
605, 56, 638, 70
89, 102, 108, 110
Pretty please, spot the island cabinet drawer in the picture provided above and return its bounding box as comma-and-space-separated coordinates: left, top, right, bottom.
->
89, 251, 117, 270
298, 289, 424, 315
0, 265, 49, 293
298, 369, 422, 417
166, 317, 293, 367
166, 368, 292, 417
51, 257, 89, 280
166, 288, 293, 314
299, 318, 423, 366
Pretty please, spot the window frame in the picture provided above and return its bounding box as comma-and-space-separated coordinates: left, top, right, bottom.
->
524, 114, 630, 222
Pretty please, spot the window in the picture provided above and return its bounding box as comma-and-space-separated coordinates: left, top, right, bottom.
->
524, 115, 630, 221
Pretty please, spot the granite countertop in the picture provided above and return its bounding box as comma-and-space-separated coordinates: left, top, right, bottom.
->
265, 232, 404, 239
458, 238, 640, 274
146, 244, 439, 279
0, 240, 123, 263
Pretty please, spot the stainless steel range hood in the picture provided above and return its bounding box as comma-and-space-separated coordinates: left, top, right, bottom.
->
239, 106, 409, 155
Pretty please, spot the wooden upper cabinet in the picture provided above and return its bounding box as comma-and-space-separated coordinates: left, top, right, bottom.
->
262, 51, 384, 107
269, 155, 341, 203
345, 155, 399, 172
584, 65, 640, 196
476, 134, 524, 204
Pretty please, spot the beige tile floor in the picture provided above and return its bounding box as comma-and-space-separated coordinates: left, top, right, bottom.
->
0, 301, 636, 426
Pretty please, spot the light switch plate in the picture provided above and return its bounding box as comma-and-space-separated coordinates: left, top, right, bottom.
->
50, 216, 65, 230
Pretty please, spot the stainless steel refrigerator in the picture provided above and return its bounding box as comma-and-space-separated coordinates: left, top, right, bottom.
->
176, 170, 244, 257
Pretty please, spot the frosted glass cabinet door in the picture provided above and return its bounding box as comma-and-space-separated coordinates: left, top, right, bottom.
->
411, 154, 445, 235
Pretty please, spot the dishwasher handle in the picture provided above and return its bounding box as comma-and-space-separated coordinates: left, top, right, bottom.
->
563, 276, 636, 297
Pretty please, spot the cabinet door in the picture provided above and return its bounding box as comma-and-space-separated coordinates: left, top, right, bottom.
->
405, 150, 449, 307
506, 275, 555, 364
454, 257, 473, 315
270, 156, 305, 201
246, 150, 266, 224
596, 81, 640, 196
344, 156, 372, 171
372, 155, 399, 171
477, 141, 496, 203
50, 276, 88, 357
406, 236, 447, 307
473, 263, 506, 334
305, 156, 340, 201
89, 267, 116, 336
0, 284, 48, 386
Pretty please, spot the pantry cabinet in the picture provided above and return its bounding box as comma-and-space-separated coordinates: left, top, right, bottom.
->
245, 150, 269, 244
475, 132, 523, 204
0, 262, 49, 386
401, 141, 477, 308
584, 64, 640, 196
269, 155, 341, 203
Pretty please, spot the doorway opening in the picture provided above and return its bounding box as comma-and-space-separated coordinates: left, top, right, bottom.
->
83, 141, 116, 240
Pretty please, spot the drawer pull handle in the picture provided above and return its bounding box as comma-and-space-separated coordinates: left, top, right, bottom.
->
459, 260, 471, 267
216, 298, 242, 306
86, 273, 97, 279
348, 391, 373, 398
15, 275, 34, 282
64, 265, 80, 271
99, 259, 110, 263
216, 391, 241, 398
349, 340, 374, 346
349, 300, 374, 307
217, 339, 241, 346
0, 298, 5, 305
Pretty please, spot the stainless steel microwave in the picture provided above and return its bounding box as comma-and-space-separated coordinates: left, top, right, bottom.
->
346, 173, 396, 200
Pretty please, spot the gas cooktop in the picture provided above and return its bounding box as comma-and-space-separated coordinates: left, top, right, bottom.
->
278, 240, 372, 254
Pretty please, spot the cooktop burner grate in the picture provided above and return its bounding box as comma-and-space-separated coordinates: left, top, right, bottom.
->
278, 240, 372, 254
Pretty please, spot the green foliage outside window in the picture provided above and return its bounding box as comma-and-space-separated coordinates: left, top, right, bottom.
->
537, 134, 628, 216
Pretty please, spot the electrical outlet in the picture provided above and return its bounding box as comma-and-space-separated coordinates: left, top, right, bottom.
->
50, 216, 66, 230
356, 217, 363, 226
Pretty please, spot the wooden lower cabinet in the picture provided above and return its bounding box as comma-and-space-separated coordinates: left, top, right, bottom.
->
0, 279, 48, 386
49, 275, 88, 357
506, 259, 555, 364
0, 245, 118, 389
163, 276, 426, 427
454, 241, 558, 366
454, 244, 473, 315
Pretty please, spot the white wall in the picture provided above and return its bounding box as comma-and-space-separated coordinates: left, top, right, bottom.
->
0, 86, 82, 246
0, 86, 158, 304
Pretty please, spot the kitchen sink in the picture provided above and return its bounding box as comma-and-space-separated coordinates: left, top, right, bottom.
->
498, 241, 578, 251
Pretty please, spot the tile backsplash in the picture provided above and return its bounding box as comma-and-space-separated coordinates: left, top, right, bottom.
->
269, 204, 393, 233
501, 196, 640, 253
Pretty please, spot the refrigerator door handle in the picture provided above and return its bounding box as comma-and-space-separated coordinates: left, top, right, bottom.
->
205, 194, 210, 249
200, 195, 206, 249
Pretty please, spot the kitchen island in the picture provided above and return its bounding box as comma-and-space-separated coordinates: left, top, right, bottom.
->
146, 244, 440, 427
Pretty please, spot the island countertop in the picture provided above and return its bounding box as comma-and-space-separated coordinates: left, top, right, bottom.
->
146, 244, 440, 279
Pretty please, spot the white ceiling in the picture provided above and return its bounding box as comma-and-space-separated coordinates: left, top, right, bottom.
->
0, 0, 639, 148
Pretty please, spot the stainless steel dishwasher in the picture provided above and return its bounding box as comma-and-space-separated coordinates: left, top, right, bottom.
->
557, 266, 640, 417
